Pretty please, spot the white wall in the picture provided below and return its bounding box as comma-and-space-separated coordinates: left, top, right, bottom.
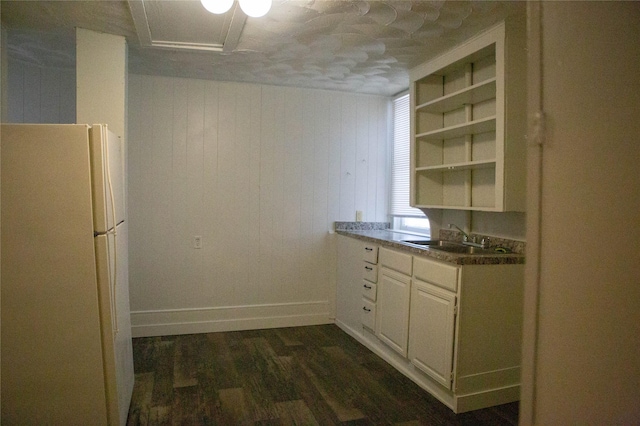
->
6, 59, 75, 123
521, 2, 640, 424
127, 74, 389, 336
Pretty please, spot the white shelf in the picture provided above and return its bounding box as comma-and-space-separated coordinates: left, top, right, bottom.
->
416, 160, 496, 173
416, 78, 497, 114
412, 204, 502, 212
409, 19, 526, 212
415, 116, 496, 141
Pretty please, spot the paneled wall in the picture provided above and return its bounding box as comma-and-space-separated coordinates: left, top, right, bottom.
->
6, 60, 75, 123
128, 74, 390, 336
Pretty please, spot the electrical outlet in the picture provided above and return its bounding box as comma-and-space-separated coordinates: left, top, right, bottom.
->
356, 210, 363, 222
193, 235, 202, 249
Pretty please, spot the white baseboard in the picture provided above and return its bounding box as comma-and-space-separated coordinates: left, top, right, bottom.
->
334, 321, 519, 414
455, 384, 520, 413
130, 301, 332, 337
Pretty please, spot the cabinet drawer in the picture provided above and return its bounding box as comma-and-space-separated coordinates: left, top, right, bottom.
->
363, 263, 378, 283
413, 256, 459, 292
361, 298, 376, 330
362, 280, 377, 302
363, 244, 378, 264
379, 247, 413, 276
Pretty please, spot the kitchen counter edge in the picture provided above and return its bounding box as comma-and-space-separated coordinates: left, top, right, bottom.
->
336, 229, 525, 266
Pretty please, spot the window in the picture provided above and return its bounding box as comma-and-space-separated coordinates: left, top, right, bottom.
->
390, 93, 430, 236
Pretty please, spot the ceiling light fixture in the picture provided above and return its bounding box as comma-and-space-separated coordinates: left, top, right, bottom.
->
200, 0, 234, 14
200, 0, 272, 18
238, 0, 272, 18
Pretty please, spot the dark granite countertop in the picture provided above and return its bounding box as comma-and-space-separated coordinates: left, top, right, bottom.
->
335, 227, 525, 266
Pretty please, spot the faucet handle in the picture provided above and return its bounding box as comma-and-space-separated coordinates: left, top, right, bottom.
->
481, 237, 491, 248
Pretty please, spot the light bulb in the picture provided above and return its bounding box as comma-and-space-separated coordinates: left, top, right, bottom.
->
201, 0, 233, 14
238, 0, 272, 18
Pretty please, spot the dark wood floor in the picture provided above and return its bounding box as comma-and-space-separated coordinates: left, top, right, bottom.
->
127, 324, 518, 425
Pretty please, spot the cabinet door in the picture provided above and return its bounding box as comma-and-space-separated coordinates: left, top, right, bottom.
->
408, 279, 457, 390
377, 267, 411, 357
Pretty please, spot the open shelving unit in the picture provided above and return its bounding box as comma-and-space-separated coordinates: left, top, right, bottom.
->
409, 19, 526, 212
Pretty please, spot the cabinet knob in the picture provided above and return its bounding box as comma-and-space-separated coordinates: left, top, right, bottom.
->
365, 247, 373, 251
363, 307, 371, 312
365, 266, 373, 271
364, 284, 372, 289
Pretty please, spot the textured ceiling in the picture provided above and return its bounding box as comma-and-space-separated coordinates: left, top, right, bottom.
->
1, 0, 524, 96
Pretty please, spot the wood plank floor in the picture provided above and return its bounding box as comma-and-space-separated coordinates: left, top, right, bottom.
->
127, 324, 518, 425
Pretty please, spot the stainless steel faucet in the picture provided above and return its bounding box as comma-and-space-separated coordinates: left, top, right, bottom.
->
448, 223, 491, 248
448, 223, 470, 242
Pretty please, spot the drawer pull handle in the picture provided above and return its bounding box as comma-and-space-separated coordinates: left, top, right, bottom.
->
365, 266, 373, 271
363, 307, 371, 312
365, 247, 373, 251
364, 284, 372, 289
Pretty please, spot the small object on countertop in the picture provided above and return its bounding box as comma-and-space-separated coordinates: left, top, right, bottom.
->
494, 247, 510, 253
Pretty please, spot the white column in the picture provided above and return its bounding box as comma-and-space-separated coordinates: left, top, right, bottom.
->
76, 27, 127, 139
1, 26, 8, 122
76, 27, 129, 221
521, 2, 640, 424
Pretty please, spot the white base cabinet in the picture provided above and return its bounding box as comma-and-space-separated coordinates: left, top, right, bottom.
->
335, 235, 524, 413
410, 255, 524, 401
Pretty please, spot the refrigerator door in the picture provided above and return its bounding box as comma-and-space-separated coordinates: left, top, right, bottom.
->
1, 124, 110, 424
90, 124, 125, 233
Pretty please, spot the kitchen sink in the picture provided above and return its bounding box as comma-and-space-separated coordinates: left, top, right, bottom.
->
401, 239, 448, 246
432, 244, 496, 254
401, 239, 496, 255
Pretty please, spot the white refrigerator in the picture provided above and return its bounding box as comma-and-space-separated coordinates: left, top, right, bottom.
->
1, 124, 135, 425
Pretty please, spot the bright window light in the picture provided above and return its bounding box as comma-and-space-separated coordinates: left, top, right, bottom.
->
390, 93, 430, 236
